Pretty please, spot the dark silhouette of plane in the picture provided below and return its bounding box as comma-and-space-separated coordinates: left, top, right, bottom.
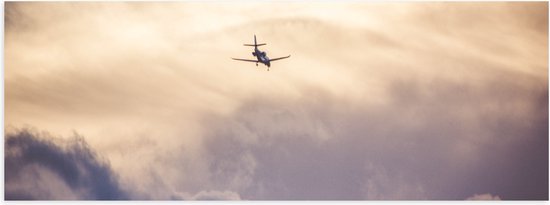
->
232, 35, 290, 71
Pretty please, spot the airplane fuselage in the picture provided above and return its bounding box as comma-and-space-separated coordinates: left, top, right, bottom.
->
253, 47, 271, 67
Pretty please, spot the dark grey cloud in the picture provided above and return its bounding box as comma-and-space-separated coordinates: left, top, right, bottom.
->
5, 129, 129, 200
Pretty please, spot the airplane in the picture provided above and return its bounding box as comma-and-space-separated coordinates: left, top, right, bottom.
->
232, 35, 290, 71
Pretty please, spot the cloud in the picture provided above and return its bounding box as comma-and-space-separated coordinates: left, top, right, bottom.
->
4, 128, 243, 201
4, 2, 548, 200
190, 190, 241, 200
5, 129, 129, 200
362, 163, 426, 200
467, 193, 501, 200
197, 71, 547, 200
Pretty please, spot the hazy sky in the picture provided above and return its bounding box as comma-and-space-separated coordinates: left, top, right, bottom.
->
5, 2, 548, 200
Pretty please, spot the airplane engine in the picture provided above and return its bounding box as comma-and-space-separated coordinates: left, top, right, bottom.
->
261, 52, 266, 56
252, 52, 256, 56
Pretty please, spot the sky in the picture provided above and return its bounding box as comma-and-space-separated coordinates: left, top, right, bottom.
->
4, 2, 549, 200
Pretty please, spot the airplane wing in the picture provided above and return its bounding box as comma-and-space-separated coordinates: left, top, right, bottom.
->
231, 58, 258, 63
270, 55, 291, 61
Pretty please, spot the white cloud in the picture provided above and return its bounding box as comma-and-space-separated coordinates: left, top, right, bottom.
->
190, 190, 241, 200
467, 193, 501, 200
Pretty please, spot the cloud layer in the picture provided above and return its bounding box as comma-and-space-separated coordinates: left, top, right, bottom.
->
197, 74, 547, 200
5, 2, 548, 200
